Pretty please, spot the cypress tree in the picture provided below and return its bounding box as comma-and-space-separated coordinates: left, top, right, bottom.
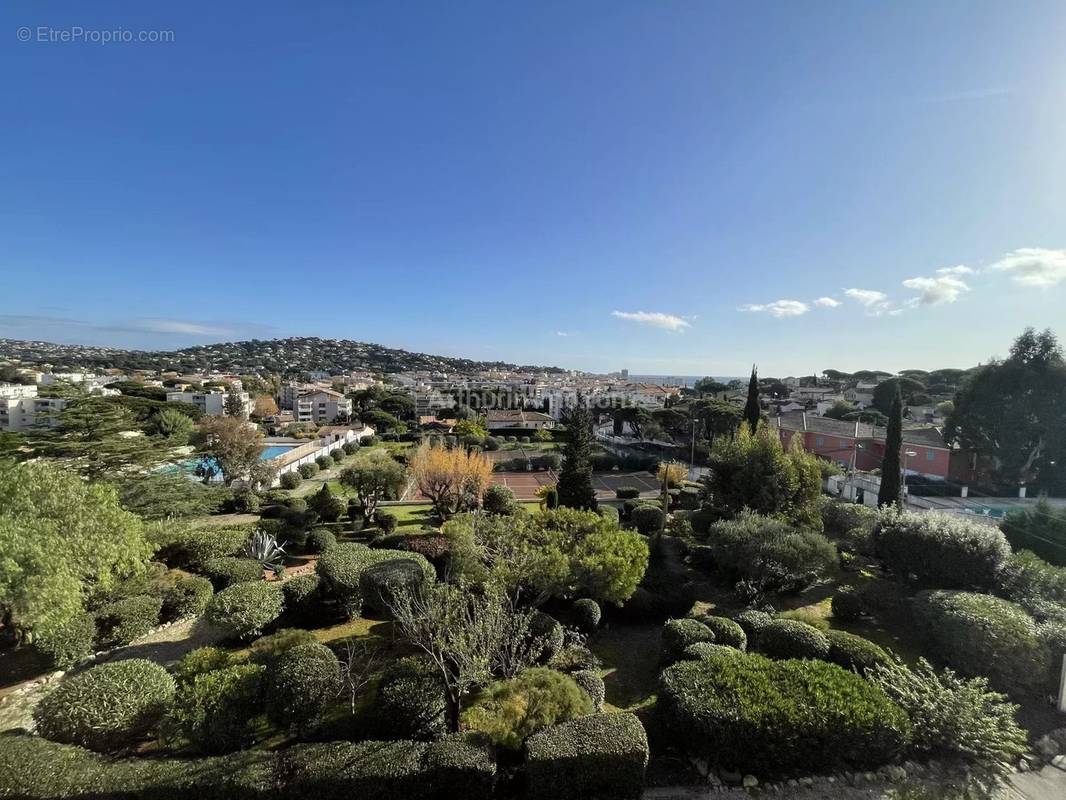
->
877, 384, 904, 508
556, 400, 598, 511
743, 365, 761, 432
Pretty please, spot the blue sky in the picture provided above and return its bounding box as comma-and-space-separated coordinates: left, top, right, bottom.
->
2, 1, 1065, 377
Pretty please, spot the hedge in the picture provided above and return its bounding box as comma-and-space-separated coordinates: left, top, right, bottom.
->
692, 614, 747, 650
33, 659, 175, 752
360, 558, 431, 615
913, 590, 1048, 694
0, 734, 494, 800
615, 486, 641, 500
205, 581, 284, 641
201, 556, 264, 589
373, 656, 448, 740
162, 575, 214, 621
571, 669, 605, 711
317, 544, 434, 618
826, 630, 892, 675
33, 612, 96, 669
247, 628, 318, 665
281, 573, 321, 610
874, 511, 1010, 590
93, 595, 163, 648
265, 643, 341, 731
525, 712, 649, 800
168, 663, 266, 754
733, 609, 773, 643
176, 528, 248, 568
682, 641, 742, 661
661, 618, 715, 664
658, 651, 910, 774
757, 619, 831, 661
308, 528, 338, 553
820, 498, 878, 538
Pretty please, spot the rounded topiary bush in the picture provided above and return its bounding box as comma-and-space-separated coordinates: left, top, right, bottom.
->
93, 595, 163, 648
173, 646, 235, 687
631, 505, 665, 535
359, 558, 430, 615
168, 663, 265, 753
161, 575, 214, 621
315, 455, 331, 470
874, 511, 1010, 590
734, 609, 773, 644
461, 668, 592, 749
571, 598, 601, 634
281, 573, 320, 611
682, 641, 742, 661
831, 587, 864, 622
571, 669, 605, 711
695, 615, 747, 650
374, 510, 398, 534
33, 612, 96, 669
530, 612, 565, 664
205, 581, 284, 641
201, 557, 264, 589
526, 712, 649, 800
265, 642, 341, 731
34, 659, 175, 751
298, 463, 318, 479
483, 484, 519, 516
178, 528, 248, 568
826, 630, 892, 675
658, 651, 910, 774
661, 618, 715, 664
615, 486, 641, 500
913, 589, 1047, 694
308, 528, 337, 554
373, 655, 447, 740
279, 472, 301, 490
247, 628, 318, 666
757, 619, 831, 660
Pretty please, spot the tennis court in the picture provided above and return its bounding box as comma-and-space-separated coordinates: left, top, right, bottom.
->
488, 470, 661, 500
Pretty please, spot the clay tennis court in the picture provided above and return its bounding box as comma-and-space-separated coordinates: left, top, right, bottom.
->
489, 470, 661, 500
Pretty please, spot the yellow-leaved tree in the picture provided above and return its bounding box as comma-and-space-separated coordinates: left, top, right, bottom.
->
408, 441, 493, 519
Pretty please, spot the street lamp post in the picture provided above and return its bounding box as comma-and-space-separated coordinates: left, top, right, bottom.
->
903, 450, 918, 502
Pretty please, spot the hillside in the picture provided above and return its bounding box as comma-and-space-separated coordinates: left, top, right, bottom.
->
0, 337, 563, 377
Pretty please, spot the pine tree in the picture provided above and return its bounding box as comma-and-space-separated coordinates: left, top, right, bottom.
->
743, 365, 761, 432
224, 391, 246, 418
877, 384, 904, 508
556, 400, 597, 511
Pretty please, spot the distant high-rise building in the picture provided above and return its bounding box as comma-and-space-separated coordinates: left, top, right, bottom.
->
620, 369, 629, 379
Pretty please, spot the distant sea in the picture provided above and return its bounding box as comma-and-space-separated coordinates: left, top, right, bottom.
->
629, 374, 743, 387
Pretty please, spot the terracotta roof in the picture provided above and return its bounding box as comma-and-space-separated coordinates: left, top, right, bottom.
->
486, 410, 554, 423
775, 411, 947, 448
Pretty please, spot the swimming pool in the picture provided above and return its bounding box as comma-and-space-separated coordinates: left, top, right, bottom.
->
261, 444, 297, 461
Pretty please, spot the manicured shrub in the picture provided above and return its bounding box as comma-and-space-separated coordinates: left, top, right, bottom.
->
757, 619, 831, 660
315, 455, 331, 470
360, 558, 430, 615
162, 575, 214, 621
166, 528, 248, 568
995, 549, 1066, 615
597, 505, 620, 525
682, 641, 741, 661
777, 607, 830, 631
168, 663, 265, 753
705, 512, 837, 594
205, 581, 284, 641
282, 573, 321, 610
248, 627, 318, 665
374, 510, 398, 534
298, 462, 319, 478
316, 543, 433, 619
874, 511, 1010, 590
913, 590, 1048, 694
280, 471, 301, 490
265, 643, 341, 731
93, 594, 162, 648
831, 587, 864, 622
308, 527, 337, 553
373, 655, 447, 740
693, 614, 747, 650
1001, 499, 1066, 566
631, 505, 664, 535
228, 489, 261, 514
571, 598, 601, 634
548, 641, 601, 673
482, 484, 519, 515
342, 440, 359, 455
308, 483, 345, 523
661, 618, 715, 664
826, 629, 892, 675
733, 609, 773, 643
526, 712, 648, 800
571, 669, 605, 711
820, 498, 878, 538
202, 556, 264, 589
615, 486, 641, 500
34, 659, 175, 752
461, 668, 592, 749
173, 646, 235, 686
33, 612, 95, 669
658, 651, 910, 774
530, 611, 565, 663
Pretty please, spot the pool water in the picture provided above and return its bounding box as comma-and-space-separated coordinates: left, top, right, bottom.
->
261, 444, 297, 460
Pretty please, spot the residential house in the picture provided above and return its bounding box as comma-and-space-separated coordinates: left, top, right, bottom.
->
167, 390, 253, 417
485, 409, 556, 431
0, 384, 67, 432
293, 389, 352, 425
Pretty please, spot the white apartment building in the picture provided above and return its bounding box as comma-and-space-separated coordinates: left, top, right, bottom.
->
166, 390, 253, 417
39, 372, 122, 392
293, 389, 352, 425
0, 384, 67, 432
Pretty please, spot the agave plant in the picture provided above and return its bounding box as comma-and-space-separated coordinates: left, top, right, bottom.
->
244, 529, 288, 571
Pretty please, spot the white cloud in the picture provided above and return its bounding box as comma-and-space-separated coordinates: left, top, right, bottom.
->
936, 265, 974, 276
843, 288, 895, 316
813, 297, 841, 308
138, 318, 234, 336
738, 299, 810, 318
554, 331, 569, 337
990, 247, 1066, 287
901, 275, 970, 306
611, 310, 691, 331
